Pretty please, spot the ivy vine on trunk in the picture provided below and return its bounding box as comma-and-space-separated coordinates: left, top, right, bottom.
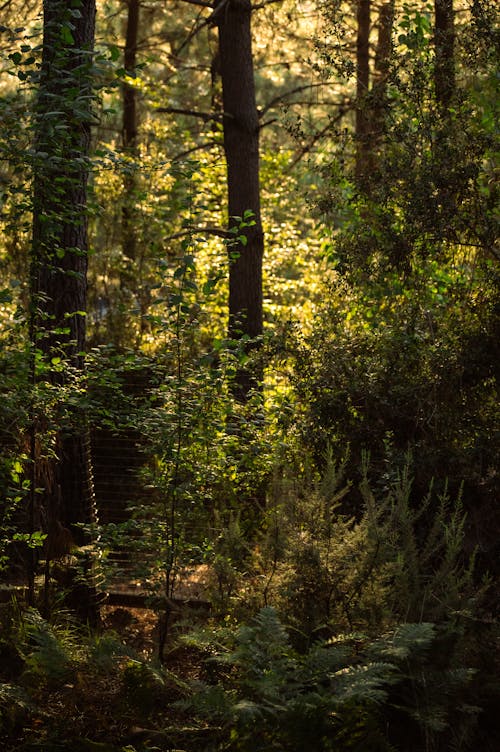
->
30, 0, 99, 623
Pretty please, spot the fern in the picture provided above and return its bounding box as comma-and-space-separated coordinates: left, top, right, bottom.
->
20, 609, 75, 686
359, 458, 476, 623
87, 633, 134, 673
184, 607, 483, 751
185, 608, 407, 751
365, 621, 481, 750
367, 622, 436, 662
122, 656, 191, 719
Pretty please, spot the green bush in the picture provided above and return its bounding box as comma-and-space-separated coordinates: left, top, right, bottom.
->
289, 268, 500, 526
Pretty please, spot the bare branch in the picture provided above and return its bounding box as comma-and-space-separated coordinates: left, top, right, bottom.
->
251, 0, 284, 9
171, 140, 221, 161
287, 107, 349, 170
155, 106, 222, 122
260, 117, 278, 129
164, 226, 232, 243
173, 7, 214, 58
177, 0, 213, 7
259, 82, 331, 117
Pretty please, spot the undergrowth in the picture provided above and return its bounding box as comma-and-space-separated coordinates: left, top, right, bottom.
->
0, 453, 497, 752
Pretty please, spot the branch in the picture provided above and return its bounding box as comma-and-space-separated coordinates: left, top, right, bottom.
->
155, 106, 222, 123
251, 0, 284, 9
259, 82, 331, 117
209, 0, 230, 24
287, 107, 350, 170
173, 7, 215, 59
164, 226, 232, 242
260, 117, 278, 129
171, 140, 221, 161
177, 0, 213, 6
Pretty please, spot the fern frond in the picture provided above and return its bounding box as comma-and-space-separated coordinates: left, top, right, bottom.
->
329, 661, 395, 705
21, 609, 74, 685
367, 622, 435, 662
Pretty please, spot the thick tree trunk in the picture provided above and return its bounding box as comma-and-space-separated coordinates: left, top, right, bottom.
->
31, 0, 100, 622
217, 0, 264, 401
355, 0, 371, 190
434, 0, 455, 109
32, 0, 95, 365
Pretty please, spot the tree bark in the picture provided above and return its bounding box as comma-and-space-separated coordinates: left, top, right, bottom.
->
120, 0, 143, 344
434, 0, 455, 109
122, 0, 140, 261
355, 0, 371, 190
31, 0, 100, 622
32, 0, 95, 367
123, 0, 140, 151
371, 1, 394, 143
217, 0, 264, 401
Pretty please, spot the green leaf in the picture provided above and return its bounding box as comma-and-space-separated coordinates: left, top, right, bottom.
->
60, 26, 75, 45
109, 45, 120, 62
202, 279, 216, 295
12, 531, 47, 548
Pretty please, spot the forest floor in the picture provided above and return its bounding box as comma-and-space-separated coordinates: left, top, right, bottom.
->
5, 604, 217, 751
102, 604, 159, 657
2, 569, 222, 752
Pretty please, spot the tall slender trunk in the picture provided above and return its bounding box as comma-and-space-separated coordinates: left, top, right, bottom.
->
371, 0, 394, 149
355, 0, 371, 190
121, 0, 139, 264
434, 0, 455, 110
123, 0, 139, 152
119, 0, 143, 344
217, 0, 264, 401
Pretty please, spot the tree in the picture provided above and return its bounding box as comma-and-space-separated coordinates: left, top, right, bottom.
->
354, 0, 371, 189
122, 0, 140, 153
30, 0, 99, 621
354, 0, 395, 192
120, 0, 143, 345
434, 0, 455, 109
216, 0, 264, 401
294, 0, 499, 547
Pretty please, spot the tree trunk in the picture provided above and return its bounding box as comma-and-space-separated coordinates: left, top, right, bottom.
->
371, 1, 394, 150
31, 0, 100, 623
434, 0, 455, 109
217, 0, 264, 401
32, 0, 95, 367
120, 0, 143, 345
355, 0, 371, 190
123, 0, 139, 152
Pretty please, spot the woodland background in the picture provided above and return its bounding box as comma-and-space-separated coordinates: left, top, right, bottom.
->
0, 0, 499, 750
